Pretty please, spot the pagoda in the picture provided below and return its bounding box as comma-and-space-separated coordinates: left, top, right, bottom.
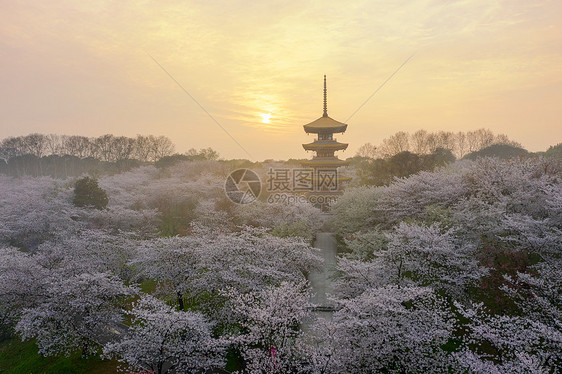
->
302, 76, 350, 207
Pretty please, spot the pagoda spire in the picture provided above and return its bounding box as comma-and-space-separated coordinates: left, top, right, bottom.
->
323, 75, 328, 117
302, 76, 351, 211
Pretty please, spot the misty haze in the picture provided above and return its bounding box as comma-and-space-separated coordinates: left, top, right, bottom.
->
1, 1, 561, 373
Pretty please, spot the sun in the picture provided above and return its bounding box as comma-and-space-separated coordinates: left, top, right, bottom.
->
260, 113, 271, 124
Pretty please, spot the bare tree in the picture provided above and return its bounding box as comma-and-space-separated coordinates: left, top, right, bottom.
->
494, 134, 522, 148
0, 137, 25, 160
94, 134, 116, 162
133, 135, 153, 162
355, 143, 378, 158
437, 131, 456, 154
379, 131, 410, 157
44, 134, 63, 156
199, 147, 219, 160
150, 135, 175, 161
373, 129, 520, 159
410, 130, 428, 154
456, 132, 468, 158
22, 134, 47, 157
112, 136, 135, 160
467, 129, 494, 153
1, 133, 178, 165
63, 136, 93, 158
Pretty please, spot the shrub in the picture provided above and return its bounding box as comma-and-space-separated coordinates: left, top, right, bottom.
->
73, 176, 108, 209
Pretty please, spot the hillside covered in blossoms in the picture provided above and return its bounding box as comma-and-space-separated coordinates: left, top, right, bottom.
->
1, 146, 560, 373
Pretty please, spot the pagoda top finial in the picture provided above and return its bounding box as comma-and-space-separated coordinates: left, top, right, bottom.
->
323, 75, 328, 117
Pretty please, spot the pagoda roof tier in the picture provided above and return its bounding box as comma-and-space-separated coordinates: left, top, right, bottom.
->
302, 140, 348, 151
303, 115, 348, 134
301, 157, 351, 167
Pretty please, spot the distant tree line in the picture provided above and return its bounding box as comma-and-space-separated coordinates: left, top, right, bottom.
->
0, 133, 175, 162
0, 133, 177, 177
154, 147, 220, 169
356, 128, 522, 159
351, 129, 559, 186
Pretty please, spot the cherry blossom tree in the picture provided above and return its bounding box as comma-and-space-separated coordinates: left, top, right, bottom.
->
233, 201, 324, 241
0, 176, 81, 250
16, 272, 137, 357
322, 286, 455, 374
384, 222, 483, 291
103, 294, 224, 374
328, 186, 381, 234
336, 222, 485, 299
1, 149, 560, 372
454, 260, 561, 372
328, 156, 561, 373
0, 247, 49, 330
371, 165, 469, 227
454, 297, 561, 373
226, 281, 314, 374
131, 235, 200, 311
189, 228, 322, 296
131, 227, 322, 316
35, 229, 137, 281
334, 157, 560, 233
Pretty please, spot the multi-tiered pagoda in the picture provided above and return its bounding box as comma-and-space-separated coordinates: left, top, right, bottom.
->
302, 76, 350, 208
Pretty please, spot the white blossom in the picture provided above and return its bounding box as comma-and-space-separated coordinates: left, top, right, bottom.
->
103, 294, 224, 374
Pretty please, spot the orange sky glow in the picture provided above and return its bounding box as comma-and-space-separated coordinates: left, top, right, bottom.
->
1, 1, 561, 160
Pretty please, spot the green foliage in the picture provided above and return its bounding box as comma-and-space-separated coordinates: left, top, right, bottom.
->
424, 147, 456, 167
139, 278, 157, 294
1, 155, 149, 178
219, 158, 257, 171
421, 205, 454, 229
188, 147, 220, 161
0, 337, 117, 374
387, 151, 423, 179
328, 186, 380, 234
155, 148, 220, 168
154, 153, 193, 168
544, 143, 562, 159
225, 347, 244, 372
114, 158, 143, 173
270, 220, 315, 241
157, 197, 197, 236
343, 229, 389, 261
72, 177, 108, 210
357, 148, 456, 186
463, 143, 528, 160
0, 159, 7, 174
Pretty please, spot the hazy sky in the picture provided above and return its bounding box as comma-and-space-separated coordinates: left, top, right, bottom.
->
1, 1, 561, 160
